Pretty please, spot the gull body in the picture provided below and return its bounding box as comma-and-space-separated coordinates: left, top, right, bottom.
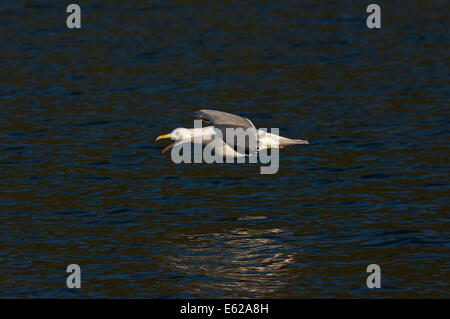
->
156, 109, 309, 157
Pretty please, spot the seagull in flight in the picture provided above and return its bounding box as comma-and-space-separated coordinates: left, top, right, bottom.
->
156, 109, 308, 158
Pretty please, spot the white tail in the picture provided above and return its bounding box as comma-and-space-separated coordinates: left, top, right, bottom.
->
279, 137, 309, 147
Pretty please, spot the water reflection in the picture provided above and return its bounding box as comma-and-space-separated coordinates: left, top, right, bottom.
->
167, 227, 298, 297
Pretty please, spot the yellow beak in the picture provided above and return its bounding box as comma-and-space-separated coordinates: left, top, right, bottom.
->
156, 134, 174, 154
156, 134, 171, 141
161, 142, 175, 154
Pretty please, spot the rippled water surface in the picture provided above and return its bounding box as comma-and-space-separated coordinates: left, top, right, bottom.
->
0, 1, 449, 298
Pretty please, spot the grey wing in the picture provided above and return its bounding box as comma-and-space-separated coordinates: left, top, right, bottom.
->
195, 109, 258, 156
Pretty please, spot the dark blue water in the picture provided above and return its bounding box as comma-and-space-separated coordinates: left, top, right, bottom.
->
0, 1, 449, 298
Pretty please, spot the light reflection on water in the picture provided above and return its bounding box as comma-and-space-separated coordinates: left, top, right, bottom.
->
168, 227, 297, 297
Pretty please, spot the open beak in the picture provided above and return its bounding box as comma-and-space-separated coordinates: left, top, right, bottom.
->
156, 134, 175, 154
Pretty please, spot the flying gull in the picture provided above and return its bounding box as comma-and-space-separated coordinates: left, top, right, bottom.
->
156, 109, 308, 158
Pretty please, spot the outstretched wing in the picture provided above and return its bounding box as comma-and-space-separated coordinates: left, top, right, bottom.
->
194, 109, 258, 156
